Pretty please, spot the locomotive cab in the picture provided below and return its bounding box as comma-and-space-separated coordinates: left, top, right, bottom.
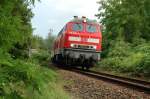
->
52, 16, 102, 69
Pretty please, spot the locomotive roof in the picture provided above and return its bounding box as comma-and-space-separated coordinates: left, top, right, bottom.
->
69, 18, 100, 25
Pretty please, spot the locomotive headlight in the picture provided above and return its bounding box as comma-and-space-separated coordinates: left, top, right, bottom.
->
70, 44, 74, 47
87, 38, 99, 43
83, 19, 86, 23
93, 46, 97, 49
69, 36, 81, 41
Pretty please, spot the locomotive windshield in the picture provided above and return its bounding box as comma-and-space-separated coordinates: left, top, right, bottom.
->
72, 23, 83, 31
86, 24, 97, 33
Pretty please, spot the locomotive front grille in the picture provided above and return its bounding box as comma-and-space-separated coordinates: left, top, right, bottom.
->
70, 44, 96, 50
78, 45, 94, 49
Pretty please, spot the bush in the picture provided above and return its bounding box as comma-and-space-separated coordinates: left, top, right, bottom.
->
119, 53, 145, 73
30, 50, 50, 66
0, 57, 69, 99
142, 55, 150, 76
134, 43, 150, 76
107, 40, 132, 57
98, 57, 122, 71
98, 42, 150, 77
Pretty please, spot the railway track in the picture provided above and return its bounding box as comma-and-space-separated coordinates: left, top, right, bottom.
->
61, 67, 150, 93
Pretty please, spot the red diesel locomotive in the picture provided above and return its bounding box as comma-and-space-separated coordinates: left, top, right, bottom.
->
52, 16, 102, 69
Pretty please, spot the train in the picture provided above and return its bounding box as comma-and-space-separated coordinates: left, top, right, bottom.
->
52, 16, 102, 70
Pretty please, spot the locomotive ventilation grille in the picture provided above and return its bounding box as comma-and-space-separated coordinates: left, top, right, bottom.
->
70, 44, 96, 50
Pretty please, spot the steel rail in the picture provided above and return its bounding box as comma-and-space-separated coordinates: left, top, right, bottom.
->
67, 68, 150, 93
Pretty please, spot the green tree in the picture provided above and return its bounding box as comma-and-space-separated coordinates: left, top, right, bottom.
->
31, 35, 43, 49
0, 0, 40, 58
44, 31, 55, 51
96, 0, 150, 76
96, 0, 150, 54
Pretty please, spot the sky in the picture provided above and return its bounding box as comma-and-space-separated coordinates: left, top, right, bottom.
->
31, 0, 99, 38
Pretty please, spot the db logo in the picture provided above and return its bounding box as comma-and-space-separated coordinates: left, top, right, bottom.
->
82, 38, 87, 42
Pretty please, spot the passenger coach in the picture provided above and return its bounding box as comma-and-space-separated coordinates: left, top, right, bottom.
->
52, 16, 102, 69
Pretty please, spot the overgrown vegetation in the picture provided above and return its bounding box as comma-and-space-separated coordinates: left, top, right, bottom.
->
96, 0, 150, 77
0, 50, 69, 99
0, 0, 69, 99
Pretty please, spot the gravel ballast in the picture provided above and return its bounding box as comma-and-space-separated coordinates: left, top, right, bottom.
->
59, 69, 150, 99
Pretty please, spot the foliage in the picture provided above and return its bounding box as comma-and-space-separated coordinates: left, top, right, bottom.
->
30, 50, 51, 66
0, 0, 69, 99
96, 0, 150, 58
31, 34, 55, 52
0, 50, 53, 98
96, 0, 150, 77
98, 42, 150, 76
31, 35, 45, 49
44, 33, 56, 51
97, 0, 150, 43
0, 51, 69, 99
0, 0, 36, 59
